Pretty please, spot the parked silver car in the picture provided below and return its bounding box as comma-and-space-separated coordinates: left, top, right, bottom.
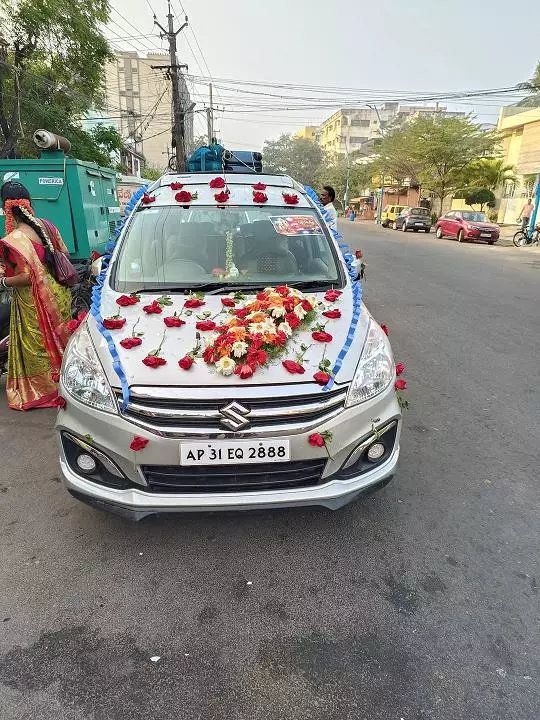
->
57, 173, 401, 520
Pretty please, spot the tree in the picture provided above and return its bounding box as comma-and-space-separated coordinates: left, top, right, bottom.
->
317, 157, 374, 208
463, 188, 496, 211
461, 158, 517, 191
517, 62, 540, 107
263, 134, 325, 188
376, 115, 500, 215
142, 166, 165, 182
0, 0, 112, 158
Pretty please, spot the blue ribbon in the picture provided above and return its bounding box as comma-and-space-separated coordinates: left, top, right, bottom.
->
90, 184, 148, 411
304, 185, 363, 391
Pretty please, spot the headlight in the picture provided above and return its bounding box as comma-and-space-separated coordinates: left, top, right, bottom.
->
345, 320, 394, 407
61, 324, 118, 414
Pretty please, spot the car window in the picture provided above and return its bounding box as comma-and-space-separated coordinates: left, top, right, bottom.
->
411, 207, 430, 216
445, 212, 455, 219
113, 205, 343, 293
461, 211, 488, 222
389, 206, 395, 213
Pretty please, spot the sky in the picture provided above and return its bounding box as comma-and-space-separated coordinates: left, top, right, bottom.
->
107, 0, 540, 151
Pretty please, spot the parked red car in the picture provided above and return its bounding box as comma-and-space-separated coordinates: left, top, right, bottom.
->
435, 210, 500, 244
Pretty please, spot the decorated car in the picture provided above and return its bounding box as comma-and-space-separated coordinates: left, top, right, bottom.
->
56, 171, 405, 520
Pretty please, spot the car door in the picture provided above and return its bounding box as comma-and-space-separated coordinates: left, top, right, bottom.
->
441, 212, 455, 235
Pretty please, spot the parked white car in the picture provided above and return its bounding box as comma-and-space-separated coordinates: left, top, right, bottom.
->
56, 173, 401, 520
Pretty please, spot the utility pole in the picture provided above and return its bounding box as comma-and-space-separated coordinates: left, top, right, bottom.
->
206, 83, 214, 144
368, 104, 386, 224
154, 2, 188, 172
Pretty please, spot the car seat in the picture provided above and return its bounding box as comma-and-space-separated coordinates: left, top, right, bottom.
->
239, 221, 298, 276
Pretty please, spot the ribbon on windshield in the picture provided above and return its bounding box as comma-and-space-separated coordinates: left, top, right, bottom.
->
90, 184, 148, 411
304, 186, 363, 391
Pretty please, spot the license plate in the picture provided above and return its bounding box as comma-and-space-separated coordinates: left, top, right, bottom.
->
180, 439, 291, 466
415, 222, 423, 225
480, 232, 491, 238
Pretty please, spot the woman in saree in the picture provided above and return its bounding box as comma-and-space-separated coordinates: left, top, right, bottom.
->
0, 181, 72, 410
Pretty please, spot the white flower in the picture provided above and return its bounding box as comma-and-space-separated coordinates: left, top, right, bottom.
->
232, 341, 248, 358
289, 288, 304, 298
249, 319, 276, 335
269, 305, 286, 318
205, 333, 219, 346
306, 295, 318, 309
294, 304, 307, 320
280, 321, 293, 337
215, 356, 236, 376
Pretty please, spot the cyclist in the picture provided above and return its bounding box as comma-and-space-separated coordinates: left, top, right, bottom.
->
517, 198, 533, 233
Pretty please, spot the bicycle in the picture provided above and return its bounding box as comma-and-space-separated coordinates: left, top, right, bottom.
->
513, 224, 540, 247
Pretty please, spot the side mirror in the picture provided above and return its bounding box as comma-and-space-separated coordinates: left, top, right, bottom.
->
90, 257, 103, 278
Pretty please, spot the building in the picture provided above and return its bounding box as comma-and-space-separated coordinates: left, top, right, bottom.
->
293, 126, 318, 142
104, 51, 194, 172
316, 103, 461, 157
496, 105, 540, 224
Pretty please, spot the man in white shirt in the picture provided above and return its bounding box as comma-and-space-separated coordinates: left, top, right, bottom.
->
319, 185, 337, 231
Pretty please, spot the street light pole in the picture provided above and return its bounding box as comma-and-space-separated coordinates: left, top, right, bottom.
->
528, 173, 540, 239
368, 104, 385, 224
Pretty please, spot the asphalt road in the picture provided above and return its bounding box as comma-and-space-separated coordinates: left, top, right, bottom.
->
1, 224, 539, 720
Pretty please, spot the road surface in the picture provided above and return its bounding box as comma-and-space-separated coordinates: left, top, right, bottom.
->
0, 224, 538, 719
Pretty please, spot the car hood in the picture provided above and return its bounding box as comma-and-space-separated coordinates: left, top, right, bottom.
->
88, 290, 371, 391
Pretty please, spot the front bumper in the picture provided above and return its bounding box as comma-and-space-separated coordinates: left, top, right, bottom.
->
56, 385, 401, 520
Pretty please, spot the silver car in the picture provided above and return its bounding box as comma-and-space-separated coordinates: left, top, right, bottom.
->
56, 173, 401, 520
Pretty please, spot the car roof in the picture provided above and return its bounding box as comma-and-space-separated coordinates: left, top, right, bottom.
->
145, 173, 313, 208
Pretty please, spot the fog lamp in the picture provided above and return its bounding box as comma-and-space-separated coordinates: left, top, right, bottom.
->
366, 443, 385, 462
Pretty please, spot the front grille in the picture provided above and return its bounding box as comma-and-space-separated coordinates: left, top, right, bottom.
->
141, 459, 326, 494
120, 387, 348, 436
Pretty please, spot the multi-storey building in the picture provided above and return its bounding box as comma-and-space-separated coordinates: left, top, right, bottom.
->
104, 51, 194, 173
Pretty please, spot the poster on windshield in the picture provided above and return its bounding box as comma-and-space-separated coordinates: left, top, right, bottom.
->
270, 215, 324, 236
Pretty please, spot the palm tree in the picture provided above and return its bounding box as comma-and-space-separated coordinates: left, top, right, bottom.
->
466, 159, 517, 191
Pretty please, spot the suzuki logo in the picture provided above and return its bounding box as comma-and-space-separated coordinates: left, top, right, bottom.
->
219, 401, 251, 430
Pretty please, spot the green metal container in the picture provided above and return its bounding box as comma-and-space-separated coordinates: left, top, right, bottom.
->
0, 150, 120, 260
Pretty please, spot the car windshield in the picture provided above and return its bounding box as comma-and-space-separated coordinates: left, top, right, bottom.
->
461, 211, 488, 222
410, 207, 429, 216
112, 205, 343, 293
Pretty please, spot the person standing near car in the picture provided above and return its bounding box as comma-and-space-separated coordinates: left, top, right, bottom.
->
517, 198, 533, 232
0, 182, 72, 410
320, 185, 338, 231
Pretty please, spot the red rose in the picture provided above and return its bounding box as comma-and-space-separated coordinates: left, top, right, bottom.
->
312, 331, 333, 343
313, 371, 331, 385
355, 250, 363, 259
184, 298, 205, 309
308, 433, 325, 448
301, 299, 314, 312
51, 370, 60, 383
103, 317, 126, 330
235, 307, 250, 319
221, 297, 236, 308
179, 355, 194, 370
323, 309, 341, 319
283, 192, 299, 205
164, 316, 186, 328
120, 337, 143, 349
215, 190, 230, 203
53, 396, 67, 410
234, 363, 255, 379
282, 360, 305, 374
116, 294, 139, 307
324, 289, 342, 302
143, 356, 167, 368
142, 193, 156, 205
284, 312, 300, 329
381, 324, 389, 336
395, 379, 407, 391
202, 346, 216, 364
275, 285, 290, 297
143, 301, 163, 315
282, 298, 295, 313
253, 191, 268, 204
66, 318, 80, 334
209, 177, 226, 189
130, 436, 149, 451
252, 182, 267, 191
256, 291, 269, 301
170, 182, 183, 190
175, 190, 193, 204
395, 362, 405, 376
196, 320, 217, 331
